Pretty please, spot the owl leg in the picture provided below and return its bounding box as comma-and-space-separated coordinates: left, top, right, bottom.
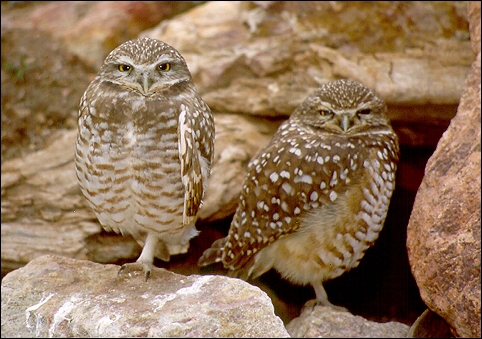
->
303, 281, 348, 313
118, 232, 159, 281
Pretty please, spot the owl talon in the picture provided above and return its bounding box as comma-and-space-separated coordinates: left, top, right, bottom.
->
117, 262, 153, 281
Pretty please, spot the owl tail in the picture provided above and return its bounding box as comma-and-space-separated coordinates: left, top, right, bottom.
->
197, 237, 226, 267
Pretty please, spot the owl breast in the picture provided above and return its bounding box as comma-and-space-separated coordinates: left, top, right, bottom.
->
75, 89, 186, 243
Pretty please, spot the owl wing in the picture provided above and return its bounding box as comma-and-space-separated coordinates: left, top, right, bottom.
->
219, 125, 367, 270
178, 100, 214, 225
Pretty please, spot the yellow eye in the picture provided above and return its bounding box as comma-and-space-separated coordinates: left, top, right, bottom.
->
319, 110, 333, 117
158, 63, 171, 72
118, 64, 131, 72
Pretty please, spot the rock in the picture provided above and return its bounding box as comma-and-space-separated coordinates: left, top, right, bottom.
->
408, 308, 454, 338
468, 1, 481, 55
143, 1, 472, 145
0, 28, 94, 161
1, 1, 200, 70
285, 305, 410, 338
1, 255, 289, 338
1, 130, 101, 276
406, 2, 481, 337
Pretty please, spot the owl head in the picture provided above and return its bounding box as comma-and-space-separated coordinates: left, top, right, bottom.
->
98, 37, 193, 96
293, 79, 390, 134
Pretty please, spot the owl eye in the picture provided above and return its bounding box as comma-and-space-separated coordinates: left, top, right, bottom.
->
118, 64, 132, 72
319, 109, 333, 117
157, 63, 171, 72
357, 109, 371, 115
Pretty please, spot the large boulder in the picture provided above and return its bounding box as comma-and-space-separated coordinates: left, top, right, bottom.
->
1, 255, 289, 338
406, 2, 481, 337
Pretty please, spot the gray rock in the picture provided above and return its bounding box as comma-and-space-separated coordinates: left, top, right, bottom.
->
1, 255, 289, 338
286, 305, 410, 338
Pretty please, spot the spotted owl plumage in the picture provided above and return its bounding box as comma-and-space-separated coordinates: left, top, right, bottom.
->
75, 37, 215, 279
198, 79, 399, 308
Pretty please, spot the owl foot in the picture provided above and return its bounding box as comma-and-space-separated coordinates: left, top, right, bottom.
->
118, 261, 153, 281
117, 232, 159, 280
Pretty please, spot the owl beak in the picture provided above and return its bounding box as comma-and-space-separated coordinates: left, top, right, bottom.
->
341, 114, 351, 132
141, 72, 152, 94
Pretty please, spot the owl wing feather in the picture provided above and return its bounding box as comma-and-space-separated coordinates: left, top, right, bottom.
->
178, 97, 215, 226
216, 123, 368, 270
178, 105, 204, 225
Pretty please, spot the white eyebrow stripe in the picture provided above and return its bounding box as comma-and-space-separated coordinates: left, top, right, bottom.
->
116, 56, 135, 64
114, 56, 174, 67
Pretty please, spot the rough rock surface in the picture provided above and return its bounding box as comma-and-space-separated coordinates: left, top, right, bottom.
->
1, 28, 94, 161
406, 2, 481, 337
286, 305, 410, 338
1, 130, 101, 275
1, 255, 289, 338
408, 308, 454, 338
1, 1, 199, 70
144, 1, 472, 112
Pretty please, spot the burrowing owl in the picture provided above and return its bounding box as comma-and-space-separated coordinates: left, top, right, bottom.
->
75, 37, 215, 279
199, 79, 399, 308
